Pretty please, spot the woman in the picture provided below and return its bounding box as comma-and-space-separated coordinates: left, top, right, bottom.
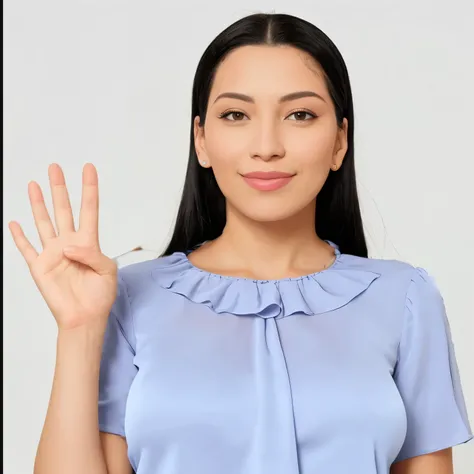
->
9, 12, 472, 474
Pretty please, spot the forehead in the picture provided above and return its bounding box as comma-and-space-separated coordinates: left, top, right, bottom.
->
210, 45, 328, 100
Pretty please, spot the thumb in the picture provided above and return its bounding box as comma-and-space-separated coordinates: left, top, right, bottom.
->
63, 245, 117, 276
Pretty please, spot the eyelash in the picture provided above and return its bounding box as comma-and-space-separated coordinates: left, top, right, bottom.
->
218, 109, 317, 122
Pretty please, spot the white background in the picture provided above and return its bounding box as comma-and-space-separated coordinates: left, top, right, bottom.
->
4, 1, 474, 472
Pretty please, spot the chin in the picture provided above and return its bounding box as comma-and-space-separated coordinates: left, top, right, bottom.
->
237, 201, 307, 223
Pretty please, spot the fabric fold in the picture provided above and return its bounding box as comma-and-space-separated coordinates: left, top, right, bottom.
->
151, 241, 381, 318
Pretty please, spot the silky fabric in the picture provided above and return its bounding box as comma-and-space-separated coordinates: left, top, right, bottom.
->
98, 241, 473, 473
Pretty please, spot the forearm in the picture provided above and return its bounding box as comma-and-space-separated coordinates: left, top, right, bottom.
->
34, 324, 108, 474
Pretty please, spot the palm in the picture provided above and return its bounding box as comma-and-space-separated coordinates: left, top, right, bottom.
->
35, 233, 116, 328
9, 164, 117, 330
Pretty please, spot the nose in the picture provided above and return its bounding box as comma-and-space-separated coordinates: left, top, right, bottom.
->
249, 120, 286, 162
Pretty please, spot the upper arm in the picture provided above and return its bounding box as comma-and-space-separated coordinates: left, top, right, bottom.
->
390, 448, 453, 474
100, 432, 133, 474
98, 272, 138, 436
392, 268, 472, 463
98, 271, 138, 472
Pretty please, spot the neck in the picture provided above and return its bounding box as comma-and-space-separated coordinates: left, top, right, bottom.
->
206, 201, 334, 280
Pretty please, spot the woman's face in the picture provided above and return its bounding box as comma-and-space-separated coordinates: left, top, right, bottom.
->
194, 45, 348, 222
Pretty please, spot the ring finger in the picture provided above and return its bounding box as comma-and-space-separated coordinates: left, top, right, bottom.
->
28, 181, 57, 247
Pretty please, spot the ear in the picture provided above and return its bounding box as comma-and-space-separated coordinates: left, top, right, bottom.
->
194, 116, 211, 168
332, 117, 349, 168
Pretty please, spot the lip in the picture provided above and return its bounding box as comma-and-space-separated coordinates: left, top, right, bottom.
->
241, 171, 295, 191
242, 171, 295, 179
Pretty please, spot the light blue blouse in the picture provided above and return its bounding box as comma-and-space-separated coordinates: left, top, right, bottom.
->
98, 241, 473, 473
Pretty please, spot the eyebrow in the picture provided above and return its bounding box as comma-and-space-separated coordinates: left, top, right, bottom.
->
213, 90, 327, 105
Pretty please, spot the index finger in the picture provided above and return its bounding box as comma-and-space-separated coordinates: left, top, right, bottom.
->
78, 163, 99, 241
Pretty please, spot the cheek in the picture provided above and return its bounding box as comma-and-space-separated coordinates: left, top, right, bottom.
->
206, 147, 241, 178
286, 127, 335, 168
203, 123, 247, 179
292, 147, 332, 202
206, 119, 243, 153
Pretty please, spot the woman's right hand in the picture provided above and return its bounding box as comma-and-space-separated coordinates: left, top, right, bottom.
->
9, 163, 118, 332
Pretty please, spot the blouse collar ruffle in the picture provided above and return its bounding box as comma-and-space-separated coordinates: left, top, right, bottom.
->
151, 241, 380, 319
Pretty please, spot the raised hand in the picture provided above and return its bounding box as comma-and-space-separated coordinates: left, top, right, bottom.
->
9, 163, 118, 331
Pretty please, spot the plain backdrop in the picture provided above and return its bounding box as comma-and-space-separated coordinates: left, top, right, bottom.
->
4, 1, 474, 472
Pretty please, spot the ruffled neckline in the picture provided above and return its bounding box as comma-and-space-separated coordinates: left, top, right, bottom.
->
151, 241, 380, 319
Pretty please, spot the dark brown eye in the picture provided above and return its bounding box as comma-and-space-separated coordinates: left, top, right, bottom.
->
220, 111, 247, 121
230, 112, 244, 121
288, 111, 316, 121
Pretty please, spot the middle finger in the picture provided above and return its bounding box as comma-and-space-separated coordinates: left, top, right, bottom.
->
48, 164, 75, 234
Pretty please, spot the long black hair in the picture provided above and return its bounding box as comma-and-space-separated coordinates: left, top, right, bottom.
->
161, 12, 368, 258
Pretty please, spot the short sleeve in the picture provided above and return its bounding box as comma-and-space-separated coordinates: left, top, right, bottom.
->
98, 271, 138, 437
393, 267, 473, 463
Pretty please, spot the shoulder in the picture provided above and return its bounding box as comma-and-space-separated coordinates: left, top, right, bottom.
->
115, 253, 183, 298
340, 254, 445, 312
355, 256, 447, 331
118, 256, 163, 282
340, 253, 425, 288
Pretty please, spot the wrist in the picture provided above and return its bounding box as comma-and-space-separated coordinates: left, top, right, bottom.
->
57, 321, 107, 352
57, 317, 108, 336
